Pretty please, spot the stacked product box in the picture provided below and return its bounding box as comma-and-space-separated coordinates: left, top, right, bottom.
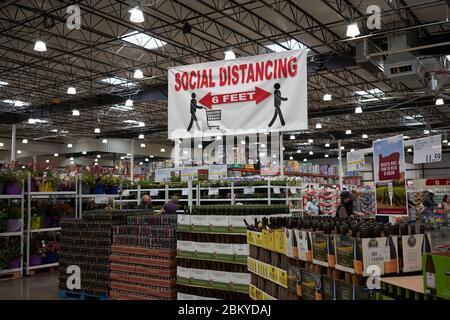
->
176, 205, 289, 300
109, 214, 177, 300
58, 210, 152, 298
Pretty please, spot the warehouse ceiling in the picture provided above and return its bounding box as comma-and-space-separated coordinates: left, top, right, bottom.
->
0, 0, 449, 158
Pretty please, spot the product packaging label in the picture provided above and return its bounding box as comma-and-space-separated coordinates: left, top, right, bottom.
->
177, 240, 195, 258
361, 236, 398, 276
402, 234, 423, 273
228, 215, 247, 233
177, 266, 191, 285
191, 215, 210, 232
296, 230, 312, 262
177, 214, 191, 232
312, 232, 329, 267
334, 235, 356, 273
284, 228, 295, 258
274, 229, 287, 255
209, 215, 229, 233
209, 270, 230, 290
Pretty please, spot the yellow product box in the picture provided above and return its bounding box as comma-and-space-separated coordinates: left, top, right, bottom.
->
278, 268, 288, 288
249, 284, 257, 300
247, 230, 257, 245
274, 229, 287, 255
262, 229, 275, 251
257, 260, 269, 279
268, 265, 278, 283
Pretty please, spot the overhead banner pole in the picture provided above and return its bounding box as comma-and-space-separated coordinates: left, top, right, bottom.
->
280, 133, 284, 177
130, 139, 134, 181
338, 139, 343, 190
11, 124, 16, 162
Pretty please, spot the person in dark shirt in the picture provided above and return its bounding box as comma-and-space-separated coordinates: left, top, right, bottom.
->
336, 191, 354, 218
137, 194, 154, 212
161, 196, 180, 214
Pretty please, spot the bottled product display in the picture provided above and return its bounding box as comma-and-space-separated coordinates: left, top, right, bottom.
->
246, 216, 433, 300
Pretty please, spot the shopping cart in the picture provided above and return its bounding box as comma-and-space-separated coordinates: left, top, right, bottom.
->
205, 109, 221, 129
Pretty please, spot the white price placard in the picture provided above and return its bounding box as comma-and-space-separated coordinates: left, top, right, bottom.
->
208, 165, 228, 180
208, 187, 219, 196
150, 189, 159, 196
122, 190, 129, 197
94, 195, 109, 204
273, 187, 281, 194
181, 168, 198, 181
243, 186, 255, 195
155, 168, 172, 182
289, 187, 297, 194
182, 188, 189, 196
347, 150, 365, 172
413, 135, 442, 164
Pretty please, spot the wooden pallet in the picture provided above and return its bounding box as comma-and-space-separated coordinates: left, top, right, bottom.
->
58, 289, 108, 300
27, 266, 59, 276
0, 271, 21, 281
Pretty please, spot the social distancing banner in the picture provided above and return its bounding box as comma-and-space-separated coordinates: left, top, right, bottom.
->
168, 50, 308, 139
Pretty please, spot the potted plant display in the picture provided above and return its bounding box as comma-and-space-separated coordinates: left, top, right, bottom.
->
5, 239, 21, 269
43, 240, 60, 264
6, 206, 22, 232
102, 175, 121, 194
1, 170, 22, 195
57, 177, 75, 191
92, 176, 105, 194
0, 207, 7, 233
81, 172, 96, 194
29, 237, 45, 266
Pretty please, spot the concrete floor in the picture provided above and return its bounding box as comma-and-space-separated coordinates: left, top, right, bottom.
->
0, 272, 59, 300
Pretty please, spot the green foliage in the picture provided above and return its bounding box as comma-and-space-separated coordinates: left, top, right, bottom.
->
0, 169, 23, 185
81, 172, 96, 186
101, 175, 121, 188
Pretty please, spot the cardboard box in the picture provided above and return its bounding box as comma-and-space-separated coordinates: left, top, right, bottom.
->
233, 243, 249, 264
176, 266, 191, 285
190, 215, 210, 232
228, 216, 247, 234
229, 272, 250, 293
209, 215, 229, 233
190, 268, 210, 287
177, 214, 191, 232
176, 240, 195, 258
209, 270, 230, 290
212, 243, 234, 262
422, 252, 450, 300
262, 229, 275, 251
274, 229, 287, 255
194, 242, 213, 260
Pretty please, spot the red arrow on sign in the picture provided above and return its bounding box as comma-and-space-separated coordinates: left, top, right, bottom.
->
199, 87, 271, 109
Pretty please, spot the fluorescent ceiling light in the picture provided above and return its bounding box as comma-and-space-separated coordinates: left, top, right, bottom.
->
22, 139, 28, 144
138, 122, 145, 127
139, 134, 144, 139
97, 154, 101, 158
308, 139, 313, 143
54, 153, 58, 157
346, 130, 352, 134
120, 156, 125, 160
94, 128, 101, 133
325, 143, 330, 147
134, 69, 144, 79
67, 143, 73, 148
346, 23, 360, 37
266, 39, 308, 52
435, 98, 444, 105
82, 151, 87, 155
315, 123, 322, 129
309, 151, 313, 155
16, 150, 22, 154
3, 99, 29, 107
102, 139, 108, 144
0, 81, 8, 86
303, 158, 307, 162
296, 150, 301, 153
28, 118, 47, 124
129, 7, 145, 23
355, 106, 363, 114
323, 94, 332, 101
198, 144, 203, 149
362, 134, 368, 139
121, 31, 166, 50
224, 50, 236, 60
407, 148, 413, 152
140, 143, 146, 148
45, 159, 49, 163
123, 120, 138, 124
0, 143, 3, 147
160, 148, 165, 153
403, 135, 410, 140
34, 40, 47, 52
351, 149, 355, 152
325, 154, 329, 158
443, 139, 448, 144
110, 104, 134, 111
424, 129, 430, 134
145, 158, 149, 162
289, 156, 293, 160
69, 157, 74, 161
72, 109, 80, 116
100, 76, 137, 88
355, 88, 383, 96
50, 129, 58, 133
67, 87, 76, 95
290, 135, 295, 140
150, 155, 154, 158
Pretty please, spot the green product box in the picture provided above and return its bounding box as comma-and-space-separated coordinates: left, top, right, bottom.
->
177, 214, 191, 232
422, 252, 450, 300
212, 243, 234, 263
177, 240, 195, 258
209, 270, 230, 290
234, 255, 248, 264
190, 215, 211, 232
177, 266, 191, 285
209, 215, 230, 233
191, 269, 211, 288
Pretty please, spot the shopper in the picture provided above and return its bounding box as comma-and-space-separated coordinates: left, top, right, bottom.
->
423, 191, 437, 209
336, 191, 354, 218
137, 194, 153, 211
441, 195, 450, 211
161, 195, 180, 214
351, 189, 362, 212
305, 197, 320, 215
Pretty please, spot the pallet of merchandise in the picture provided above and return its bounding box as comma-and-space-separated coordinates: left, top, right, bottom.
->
110, 272, 176, 288
111, 282, 177, 299
110, 263, 176, 277
58, 289, 109, 300
110, 254, 176, 267
110, 289, 168, 300
111, 245, 176, 258
0, 271, 21, 281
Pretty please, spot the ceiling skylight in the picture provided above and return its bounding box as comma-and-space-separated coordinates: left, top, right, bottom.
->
355, 88, 384, 97
266, 39, 308, 52
121, 31, 167, 50
2, 99, 30, 106
0, 81, 8, 86
100, 76, 137, 88
110, 104, 134, 112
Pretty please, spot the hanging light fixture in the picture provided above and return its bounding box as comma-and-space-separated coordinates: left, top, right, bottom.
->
346, 130, 352, 134
308, 139, 313, 143
346, 23, 360, 37
323, 94, 332, 101
45, 159, 50, 163
34, 39, 47, 52
134, 69, 144, 79
407, 148, 413, 152
94, 128, 101, 134
54, 153, 59, 157
69, 157, 74, 161
125, 99, 133, 107
72, 109, 80, 116
362, 134, 368, 139
138, 134, 144, 139
315, 123, 322, 129
67, 87, 77, 95
350, 149, 355, 152
424, 129, 430, 135
160, 148, 165, 153
145, 158, 149, 162
198, 144, 203, 149
140, 143, 146, 148
355, 106, 363, 114
102, 139, 108, 144
22, 139, 28, 144
82, 151, 87, 155
303, 158, 307, 162
97, 154, 101, 158
67, 143, 72, 148
296, 150, 301, 154
224, 50, 236, 60
289, 156, 293, 160
325, 143, 330, 147
325, 154, 329, 158
129, 7, 144, 23
435, 98, 444, 105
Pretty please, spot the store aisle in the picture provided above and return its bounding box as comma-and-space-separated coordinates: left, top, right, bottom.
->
0, 272, 59, 300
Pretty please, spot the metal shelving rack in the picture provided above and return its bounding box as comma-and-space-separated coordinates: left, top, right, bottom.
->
24, 174, 78, 275
0, 187, 25, 277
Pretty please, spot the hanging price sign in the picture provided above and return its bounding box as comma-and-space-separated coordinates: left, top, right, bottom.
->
208, 187, 219, 195
346, 150, 365, 172
244, 186, 255, 195
413, 135, 442, 164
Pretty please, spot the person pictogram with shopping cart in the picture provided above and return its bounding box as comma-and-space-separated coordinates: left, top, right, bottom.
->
187, 93, 204, 132
268, 83, 287, 127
